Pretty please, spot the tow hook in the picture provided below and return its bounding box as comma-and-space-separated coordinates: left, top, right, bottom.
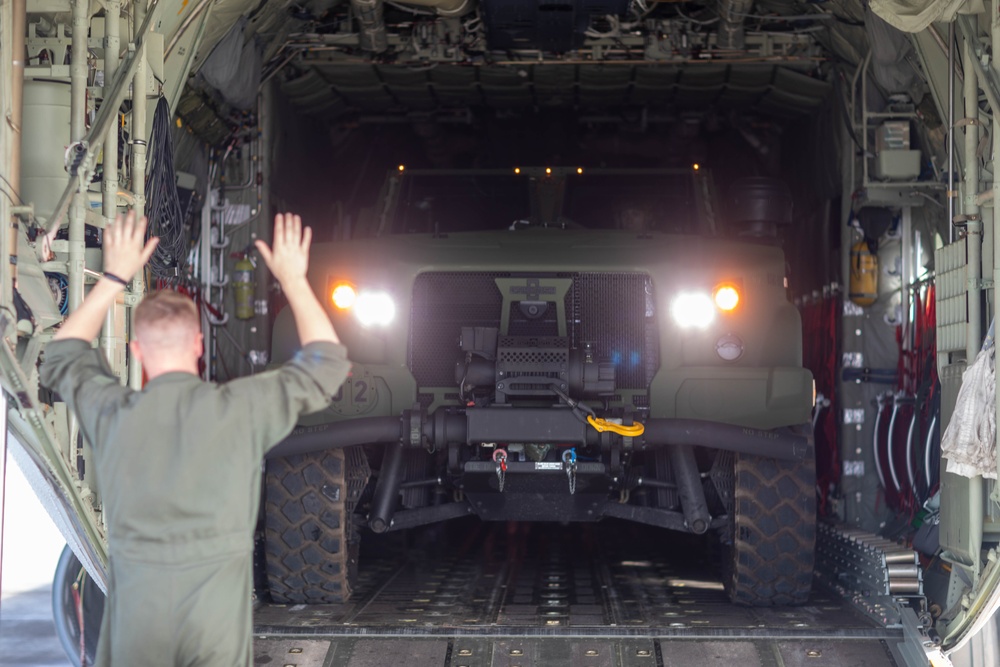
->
493, 448, 508, 492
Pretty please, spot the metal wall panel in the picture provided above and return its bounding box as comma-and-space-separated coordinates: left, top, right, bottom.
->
935, 241, 968, 357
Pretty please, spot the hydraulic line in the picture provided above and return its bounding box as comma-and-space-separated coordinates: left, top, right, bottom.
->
924, 413, 938, 491
873, 394, 888, 491
906, 409, 918, 497
887, 398, 902, 493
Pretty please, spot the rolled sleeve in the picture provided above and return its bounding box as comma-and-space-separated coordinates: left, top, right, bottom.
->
39, 339, 132, 449
228, 341, 351, 456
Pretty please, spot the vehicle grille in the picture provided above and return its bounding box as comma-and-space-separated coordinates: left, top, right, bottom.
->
408, 272, 659, 397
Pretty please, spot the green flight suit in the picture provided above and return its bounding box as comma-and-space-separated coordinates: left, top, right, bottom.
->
40, 338, 350, 666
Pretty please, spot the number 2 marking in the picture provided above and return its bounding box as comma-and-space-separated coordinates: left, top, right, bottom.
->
354, 381, 369, 403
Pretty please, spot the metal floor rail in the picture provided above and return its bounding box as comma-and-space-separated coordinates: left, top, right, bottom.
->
251, 520, 929, 666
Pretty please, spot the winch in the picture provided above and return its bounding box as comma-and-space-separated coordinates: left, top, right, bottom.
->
455, 326, 615, 403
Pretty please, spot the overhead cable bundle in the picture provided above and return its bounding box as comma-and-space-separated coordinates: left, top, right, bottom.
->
144, 97, 188, 278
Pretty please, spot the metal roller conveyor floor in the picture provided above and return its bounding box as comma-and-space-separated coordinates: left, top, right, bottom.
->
252, 519, 910, 666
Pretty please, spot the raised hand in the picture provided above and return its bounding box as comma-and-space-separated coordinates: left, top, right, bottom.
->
255, 212, 337, 345
255, 213, 312, 287
54, 210, 158, 341
103, 211, 159, 281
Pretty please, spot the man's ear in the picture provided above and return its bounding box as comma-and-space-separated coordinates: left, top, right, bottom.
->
129, 338, 143, 364
194, 332, 204, 359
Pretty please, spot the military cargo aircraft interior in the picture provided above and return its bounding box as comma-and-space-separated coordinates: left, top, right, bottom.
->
1, 0, 1000, 665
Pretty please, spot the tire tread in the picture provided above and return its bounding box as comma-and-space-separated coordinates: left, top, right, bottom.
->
264, 448, 369, 604
725, 450, 816, 606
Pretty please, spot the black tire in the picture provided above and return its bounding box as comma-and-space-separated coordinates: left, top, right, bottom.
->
264, 447, 370, 604
52, 545, 105, 666
724, 447, 816, 606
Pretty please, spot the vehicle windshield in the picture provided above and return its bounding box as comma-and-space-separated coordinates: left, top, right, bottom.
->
390, 169, 701, 235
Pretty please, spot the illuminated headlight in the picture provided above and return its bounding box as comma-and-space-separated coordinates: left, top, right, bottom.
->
671, 292, 715, 329
355, 291, 396, 327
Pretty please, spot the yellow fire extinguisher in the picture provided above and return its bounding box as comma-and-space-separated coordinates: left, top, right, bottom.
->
233, 255, 255, 320
849, 240, 878, 306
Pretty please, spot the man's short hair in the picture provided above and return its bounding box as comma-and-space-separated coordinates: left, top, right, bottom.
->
134, 290, 200, 337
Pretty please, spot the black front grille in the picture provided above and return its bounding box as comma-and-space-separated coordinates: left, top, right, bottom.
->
570, 272, 658, 391
408, 272, 507, 387
408, 272, 658, 393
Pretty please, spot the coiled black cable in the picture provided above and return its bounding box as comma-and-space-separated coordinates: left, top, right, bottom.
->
144, 97, 188, 277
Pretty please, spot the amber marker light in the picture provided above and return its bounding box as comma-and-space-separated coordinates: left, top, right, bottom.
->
331, 282, 357, 310
577, 167, 583, 174
397, 164, 405, 172
693, 163, 700, 171
545, 167, 552, 175
713, 284, 740, 311
514, 167, 521, 174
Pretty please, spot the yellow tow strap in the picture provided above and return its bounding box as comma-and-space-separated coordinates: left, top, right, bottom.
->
586, 415, 645, 437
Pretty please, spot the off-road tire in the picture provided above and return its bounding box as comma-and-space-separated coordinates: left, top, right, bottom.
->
264, 447, 370, 604
724, 449, 816, 606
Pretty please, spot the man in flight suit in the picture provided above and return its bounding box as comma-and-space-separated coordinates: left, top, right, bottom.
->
40, 211, 348, 666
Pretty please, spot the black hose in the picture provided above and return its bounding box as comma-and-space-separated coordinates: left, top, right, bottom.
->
267, 413, 810, 462
266, 416, 403, 459
639, 419, 811, 461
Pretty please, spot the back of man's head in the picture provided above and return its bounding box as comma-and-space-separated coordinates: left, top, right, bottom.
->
134, 290, 201, 358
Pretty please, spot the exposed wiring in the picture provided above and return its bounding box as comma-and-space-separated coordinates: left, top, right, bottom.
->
630, 0, 657, 20
0, 173, 24, 204
834, 66, 864, 153
673, 5, 718, 26
144, 97, 189, 278
758, 25, 827, 34
910, 191, 944, 208
736, 11, 835, 21
388, 1, 434, 15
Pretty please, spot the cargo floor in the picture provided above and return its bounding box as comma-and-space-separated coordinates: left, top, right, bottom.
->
252, 519, 913, 666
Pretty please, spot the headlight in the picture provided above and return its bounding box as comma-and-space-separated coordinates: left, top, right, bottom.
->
330, 280, 395, 327
355, 291, 396, 327
671, 292, 715, 329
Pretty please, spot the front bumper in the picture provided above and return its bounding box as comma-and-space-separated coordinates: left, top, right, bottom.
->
268, 408, 813, 462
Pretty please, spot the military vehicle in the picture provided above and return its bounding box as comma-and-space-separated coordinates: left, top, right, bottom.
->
264, 166, 816, 606
2, 0, 998, 665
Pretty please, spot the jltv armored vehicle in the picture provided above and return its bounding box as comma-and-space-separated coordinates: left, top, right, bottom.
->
263, 166, 815, 606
